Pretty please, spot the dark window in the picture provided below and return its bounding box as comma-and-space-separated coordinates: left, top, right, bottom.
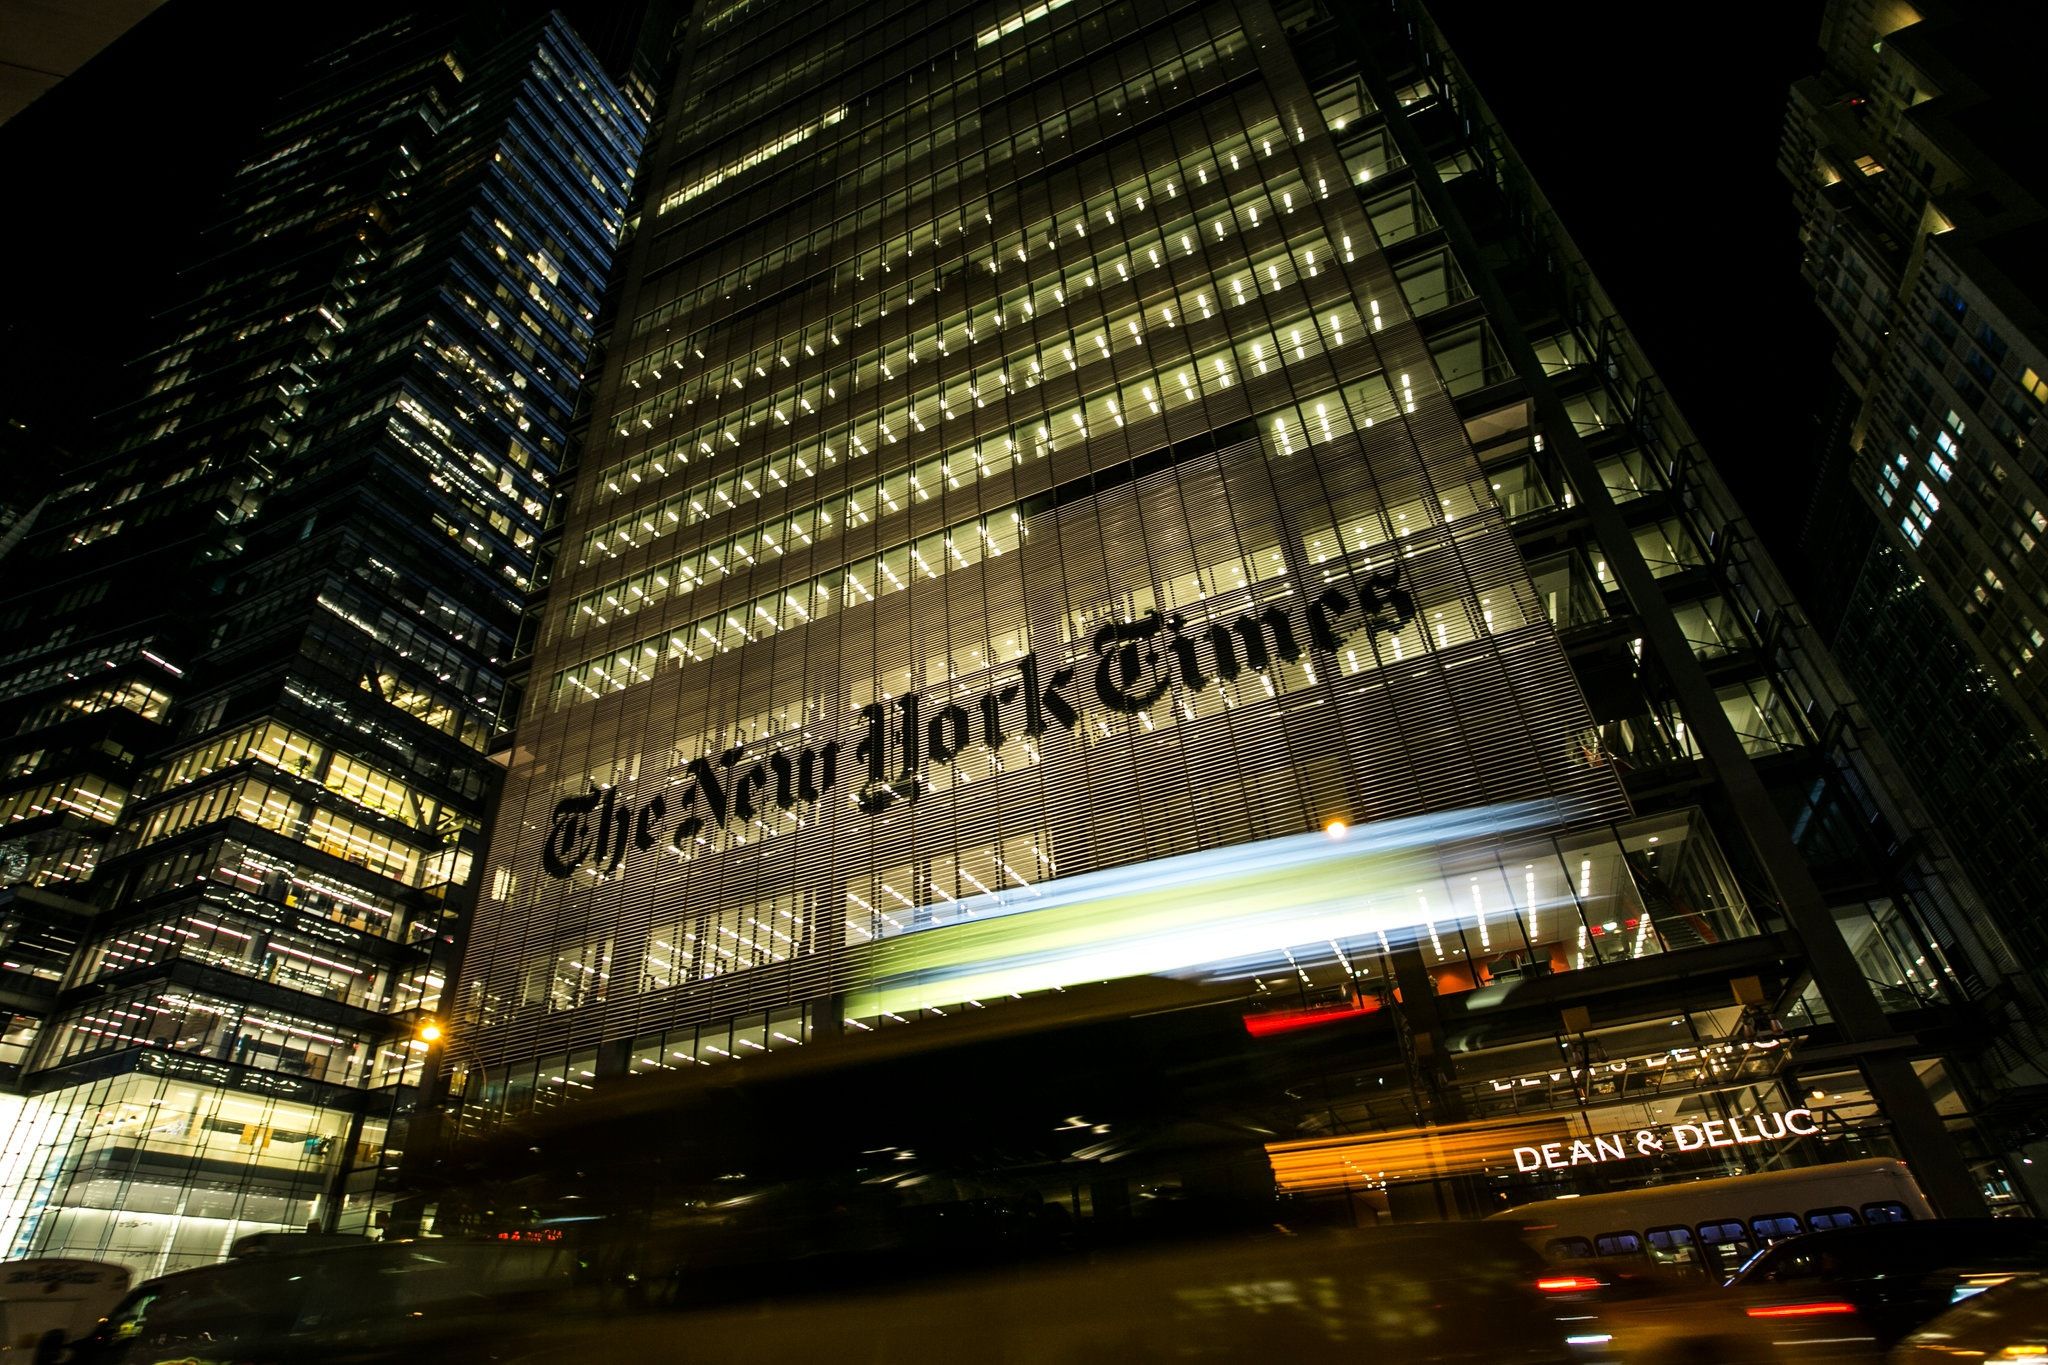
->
1745, 1245, 1836, 1283
1646, 1225, 1695, 1251
1753, 1213, 1804, 1242
1643, 1224, 1701, 1269
1806, 1207, 1858, 1231
1543, 1236, 1594, 1259
1594, 1231, 1643, 1257
1861, 1201, 1913, 1224
1696, 1220, 1756, 1274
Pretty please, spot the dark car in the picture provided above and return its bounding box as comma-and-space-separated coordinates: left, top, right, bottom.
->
1591, 1218, 2048, 1363
498, 1222, 1592, 1362
1889, 1269, 2048, 1362
62, 1239, 580, 1364
1729, 1219, 2048, 1345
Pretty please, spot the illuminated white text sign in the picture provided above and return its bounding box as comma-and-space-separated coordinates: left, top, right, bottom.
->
1512, 1108, 1820, 1172
1489, 1039, 1784, 1093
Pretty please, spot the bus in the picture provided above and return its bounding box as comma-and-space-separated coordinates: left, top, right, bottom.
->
1489, 1157, 1936, 1277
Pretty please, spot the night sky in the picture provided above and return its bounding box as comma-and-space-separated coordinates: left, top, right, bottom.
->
1434, 0, 1837, 567
0, 2, 404, 459
0, 0, 631, 463
0, 0, 1836, 572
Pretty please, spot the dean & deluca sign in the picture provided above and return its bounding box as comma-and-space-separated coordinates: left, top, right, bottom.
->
1512, 1108, 1822, 1172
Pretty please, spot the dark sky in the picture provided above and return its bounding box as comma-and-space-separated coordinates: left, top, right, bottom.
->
0, 3, 408, 459
1435, 0, 1837, 565
1, 0, 1836, 568
0, 0, 641, 465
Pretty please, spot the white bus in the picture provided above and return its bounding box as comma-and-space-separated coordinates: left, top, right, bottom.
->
0, 1259, 131, 1358
1488, 1158, 1936, 1278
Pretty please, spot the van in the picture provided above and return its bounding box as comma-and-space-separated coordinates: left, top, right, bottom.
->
0, 1261, 130, 1361
66, 1240, 576, 1364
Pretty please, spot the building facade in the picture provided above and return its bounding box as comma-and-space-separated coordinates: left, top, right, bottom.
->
1782, 0, 2048, 1161
453, 0, 2033, 1227
0, 14, 643, 1274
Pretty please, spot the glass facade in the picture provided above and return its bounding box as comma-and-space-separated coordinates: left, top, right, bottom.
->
452, 0, 2018, 1220
0, 1067, 375, 1277
0, 14, 645, 1273
466, 0, 1626, 1080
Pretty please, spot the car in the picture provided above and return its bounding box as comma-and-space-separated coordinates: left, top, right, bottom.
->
497, 1222, 1595, 1362
1889, 1270, 2048, 1363
61, 1239, 580, 1364
1582, 1219, 2048, 1363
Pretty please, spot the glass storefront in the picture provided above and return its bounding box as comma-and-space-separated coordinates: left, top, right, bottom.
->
0, 1068, 376, 1277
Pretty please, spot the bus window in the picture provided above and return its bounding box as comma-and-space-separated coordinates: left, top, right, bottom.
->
1696, 1220, 1755, 1276
1543, 1237, 1594, 1260
1805, 1207, 1858, 1231
1593, 1231, 1642, 1257
1645, 1226, 1701, 1272
1751, 1214, 1802, 1243
1861, 1201, 1913, 1223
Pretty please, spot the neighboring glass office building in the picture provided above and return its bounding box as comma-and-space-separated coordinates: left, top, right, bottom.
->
0, 15, 643, 1273
455, 0, 2027, 1224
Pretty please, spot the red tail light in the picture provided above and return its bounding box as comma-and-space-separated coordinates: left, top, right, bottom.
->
1536, 1274, 1604, 1293
1745, 1302, 1857, 1318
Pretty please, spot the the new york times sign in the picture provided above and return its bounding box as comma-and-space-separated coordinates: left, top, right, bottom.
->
541, 567, 1417, 880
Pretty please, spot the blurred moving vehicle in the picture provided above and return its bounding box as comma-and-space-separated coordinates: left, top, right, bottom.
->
29, 1222, 1617, 1363
1582, 1220, 2048, 1363
1494, 1159, 1935, 1278
496, 1222, 1598, 1363
0, 1261, 129, 1361
1889, 1270, 2048, 1362
431, 982, 1297, 1304
59, 1240, 578, 1364
226, 1232, 374, 1259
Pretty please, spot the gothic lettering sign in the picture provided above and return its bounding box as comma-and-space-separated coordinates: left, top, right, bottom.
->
540, 568, 1416, 879
1510, 1107, 1823, 1172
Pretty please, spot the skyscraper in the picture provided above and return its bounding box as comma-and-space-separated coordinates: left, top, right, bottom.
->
0, 12, 643, 1273
1783, 0, 2048, 1169
454, 0, 2032, 1224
